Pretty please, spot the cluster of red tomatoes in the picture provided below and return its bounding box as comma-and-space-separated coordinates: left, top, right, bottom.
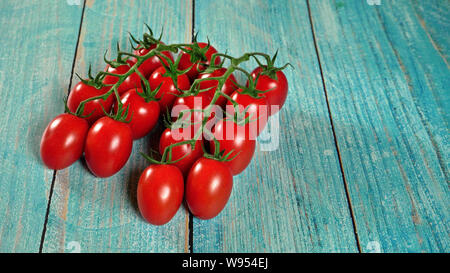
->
40, 30, 288, 225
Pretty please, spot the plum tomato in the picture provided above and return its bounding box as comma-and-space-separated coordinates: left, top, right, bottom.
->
84, 117, 133, 178
67, 81, 113, 125
178, 42, 221, 81
103, 59, 142, 95
210, 119, 256, 175
186, 157, 233, 220
249, 67, 288, 115
198, 68, 237, 108
131, 43, 174, 78
137, 164, 184, 225
114, 88, 160, 139
226, 90, 269, 137
159, 126, 203, 177
148, 66, 191, 113
40, 113, 89, 170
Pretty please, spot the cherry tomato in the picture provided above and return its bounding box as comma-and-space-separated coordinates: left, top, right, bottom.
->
159, 126, 203, 177
40, 113, 89, 170
186, 157, 233, 220
148, 66, 191, 112
84, 117, 133, 178
131, 43, 174, 78
210, 119, 256, 175
114, 88, 160, 140
103, 59, 142, 95
171, 93, 220, 124
249, 67, 288, 115
67, 81, 113, 125
137, 164, 184, 225
198, 68, 237, 108
178, 42, 221, 81
226, 90, 269, 137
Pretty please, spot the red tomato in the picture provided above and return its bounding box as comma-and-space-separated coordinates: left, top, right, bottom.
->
103, 59, 142, 95
226, 90, 269, 137
137, 164, 184, 225
186, 157, 233, 219
84, 117, 133, 177
148, 66, 191, 112
198, 68, 237, 108
178, 42, 221, 81
159, 126, 203, 177
210, 119, 256, 175
250, 67, 288, 115
40, 113, 89, 170
171, 93, 220, 125
67, 81, 113, 125
114, 88, 160, 139
131, 43, 174, 78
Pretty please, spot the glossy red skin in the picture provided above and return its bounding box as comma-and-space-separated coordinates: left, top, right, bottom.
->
148, 66, 191, 112
186, 158, 233, 220
137, 164, 184, 225
250, 67, 288, 115
84, 117, 133, 178
40, 113, 89, 170
198, 68, 237, 108
171, 93, 220, 124
210, 119, 256, 175
67, 81, 113, 125
226, 90, 269, 137
114, 88, 160, 140
159, 127, 203, 177
178, 42, 221, 81
131, 43, 174, 78
103, 59, 142, 95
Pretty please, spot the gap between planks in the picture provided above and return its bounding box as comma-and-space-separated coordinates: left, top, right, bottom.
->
305, 0, 362, 253
39, 0, 87, 253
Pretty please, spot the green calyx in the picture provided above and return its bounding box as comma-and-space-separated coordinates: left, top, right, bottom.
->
252, 50, 292, 80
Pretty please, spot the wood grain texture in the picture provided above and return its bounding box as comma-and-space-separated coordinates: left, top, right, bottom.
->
41, 0, 193, 253
0, 1, 83, 252
193, 0, 359, 252
309, 0, 449, 252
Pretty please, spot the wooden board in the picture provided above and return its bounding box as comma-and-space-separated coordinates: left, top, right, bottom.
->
0, 1, 83, 252
41, 0, 193, 253
192, 0, 359, 252
309, 0, 449, 252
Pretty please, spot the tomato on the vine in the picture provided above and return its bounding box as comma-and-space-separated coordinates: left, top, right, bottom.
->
178, 42, 221, 81
148, 66, 191, 112
67, 81, 113, 125
131, 43, 173, 78
210, 119, 256, 175
159, 126, 203, 177
84, 117, 133, 178
249, 67, 288, 115
186, 157, 233, 220
103, 59, 142, 95
114, 88, 160, 140
171, 93, 220, 124
226, 90, 269, 137
137, 164, 184, 225
40, 113, 89, 170
198, 68, 237, 108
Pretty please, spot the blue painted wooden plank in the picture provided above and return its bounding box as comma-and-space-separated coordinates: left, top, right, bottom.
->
0, 1, 83, 252
309, 0, 449, 252
41, 0, 193, 253
193, 0, 358, 252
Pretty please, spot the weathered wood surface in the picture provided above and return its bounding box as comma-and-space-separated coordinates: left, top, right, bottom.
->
309, 0, 449, 252
192, 0, 359, 252
41, 0, 193, 253
0, 1, 83, 252
0, 0, 448, 253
